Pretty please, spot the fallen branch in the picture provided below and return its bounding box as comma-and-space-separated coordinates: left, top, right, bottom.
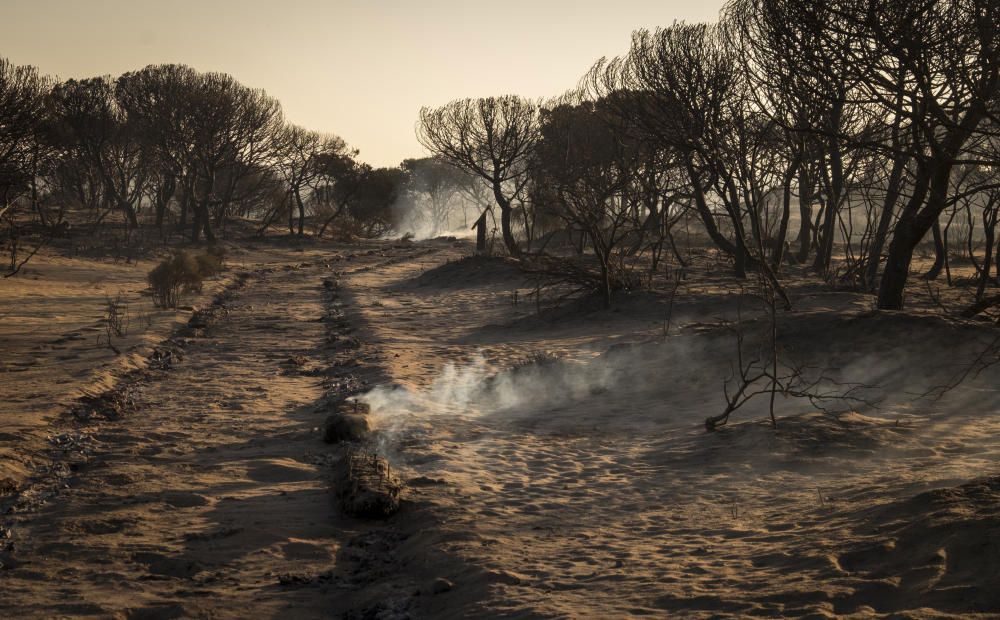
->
960, 294, 1000, 319
4, 236, 44, 278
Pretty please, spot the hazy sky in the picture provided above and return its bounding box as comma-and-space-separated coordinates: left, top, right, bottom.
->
2, 0, 724, 167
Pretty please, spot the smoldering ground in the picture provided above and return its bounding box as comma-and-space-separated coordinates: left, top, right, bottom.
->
392, 158, 486, 241
358, 311, 1000, 473
340, 256, 1000, 619
393, 204, 478, 241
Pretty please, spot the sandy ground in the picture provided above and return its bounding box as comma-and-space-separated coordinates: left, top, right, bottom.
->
337, 245, 1000, 618
0, 241, 436, 617
3, 238, 1000, 618
0, 250, 209, 489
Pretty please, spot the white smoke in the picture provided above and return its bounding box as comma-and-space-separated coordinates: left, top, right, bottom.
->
392, 194, 479, 241
361, 355, 493, 420
391, 158, 487, 241
395, 219, 477, 242
361, 352, 626, 417
357, 351, 622, 461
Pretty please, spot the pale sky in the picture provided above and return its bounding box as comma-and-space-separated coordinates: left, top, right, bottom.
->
2, 0, 724, 167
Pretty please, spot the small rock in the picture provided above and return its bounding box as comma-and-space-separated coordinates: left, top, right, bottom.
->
431, 577, 453, 594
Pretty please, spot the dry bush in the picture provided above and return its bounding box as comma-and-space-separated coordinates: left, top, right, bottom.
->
195, 245, 227, 277
326, 218, 366, 242
148, 247, 229, 308
97, 291, 130, 354
519, 253, 643, 309
147, 251, 204, 308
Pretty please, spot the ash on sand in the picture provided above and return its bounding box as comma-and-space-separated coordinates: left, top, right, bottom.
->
70, 384, 138, 422
413, 255, 524, 289
335, 447, 402, 519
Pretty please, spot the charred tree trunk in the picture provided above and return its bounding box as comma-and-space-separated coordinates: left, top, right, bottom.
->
922, 218, 946, 280
178, 179, 192, 232
795, 164, 813, 264
722, 178, 752, 279
812, 106, 846, 276
685, 161, 741, 273
191, 176, 216, 243
122, 201, 139, 230
154, 174, 176, 232
977, 199, 999, 301
191, 200, 202, 243
295, 187, 306, 236
473, 211, 487, 255
865, 160, 905, 291
202, 205, 216, 242
876, 161, 938, 310
813, 186, 838, 274
772, 157, 800, 272
492, 181, 519, 256
995, 234, 1000, 283
317, 203, 346, 238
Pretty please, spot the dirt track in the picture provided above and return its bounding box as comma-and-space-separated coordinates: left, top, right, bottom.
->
0, 244, 443, 619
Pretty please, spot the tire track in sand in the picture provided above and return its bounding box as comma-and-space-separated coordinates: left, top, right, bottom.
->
0, 254, 387, 619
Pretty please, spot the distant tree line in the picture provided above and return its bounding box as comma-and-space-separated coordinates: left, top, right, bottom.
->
0, 60, 413, 257
418, 0, 1000, 311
